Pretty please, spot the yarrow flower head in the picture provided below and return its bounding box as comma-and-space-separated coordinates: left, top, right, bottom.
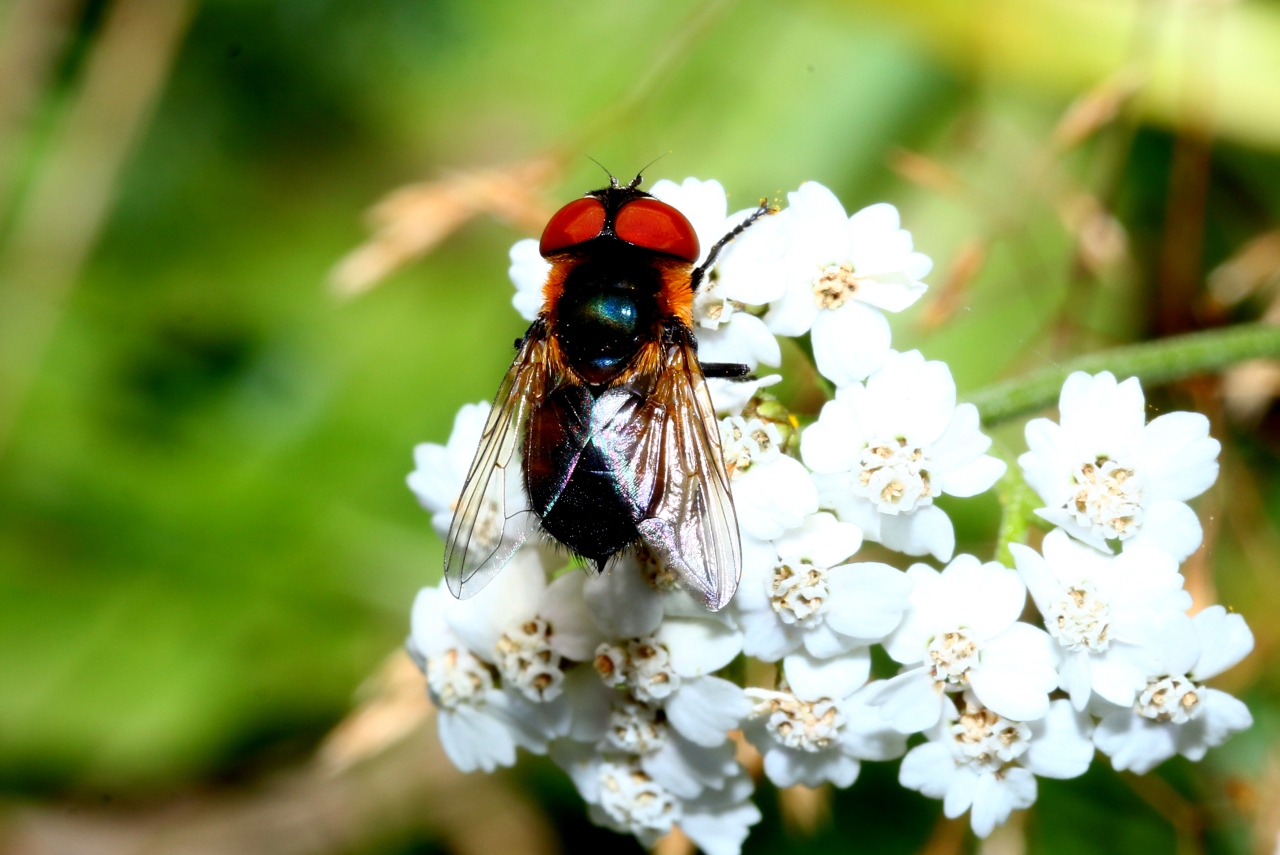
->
900, 695, 1095, 838
744, 652, 906, 788
407, 565, 574, 773
870, 555, 1059, 733
1092, 605, 1254, 773
733, 511, 911, 660
555, 749, 761, 854
402, 175, 1253, 851
765, 183, 932, 386
802, 350, 1006, 562
1011, 529, 1194, 711
1019, 370, 1221, 560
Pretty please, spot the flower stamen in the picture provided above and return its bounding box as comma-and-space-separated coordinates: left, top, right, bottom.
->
769, 562, 830, 628
1067, 457, 1143, 540
751, 690, 846, 752
495, 617, 565, 702
812, 261, 865, 310
928, 628, 981, 685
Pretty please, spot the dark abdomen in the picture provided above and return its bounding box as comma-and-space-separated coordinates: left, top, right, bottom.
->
524, 385, 641, 570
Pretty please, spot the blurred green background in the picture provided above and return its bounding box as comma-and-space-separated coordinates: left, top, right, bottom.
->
0, 0, 1277, 853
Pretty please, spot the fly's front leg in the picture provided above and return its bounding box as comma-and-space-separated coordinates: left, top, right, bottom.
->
700, 362, 754, 381
689, 200, 775, 292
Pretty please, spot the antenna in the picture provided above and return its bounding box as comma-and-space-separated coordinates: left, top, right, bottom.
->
629, 151, 670, 189
585, 155, 619, 188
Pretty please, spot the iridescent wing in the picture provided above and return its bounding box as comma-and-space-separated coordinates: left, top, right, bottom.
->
595, 332, 742, 610
443, 322, 550, 599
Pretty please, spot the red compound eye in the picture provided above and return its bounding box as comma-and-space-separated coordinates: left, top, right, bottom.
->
613, 198, 700, 262
539, 197, 607, 257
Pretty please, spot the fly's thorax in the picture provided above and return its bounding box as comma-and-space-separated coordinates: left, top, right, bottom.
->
552, 250, 665, 386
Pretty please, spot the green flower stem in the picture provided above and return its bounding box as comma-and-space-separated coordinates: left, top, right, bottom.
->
963, 323, 1280, 426
992, 449, 1045, 567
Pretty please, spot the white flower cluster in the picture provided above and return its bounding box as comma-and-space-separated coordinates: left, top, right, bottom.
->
407, 178, 1253, 849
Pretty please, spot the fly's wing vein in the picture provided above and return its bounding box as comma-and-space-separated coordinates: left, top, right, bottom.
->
443, 325, 548, 599
602, 335, 742, 610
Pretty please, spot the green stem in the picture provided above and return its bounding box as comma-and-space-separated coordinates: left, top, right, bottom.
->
992, 446, 1045, 567
963, 323, 1280, 426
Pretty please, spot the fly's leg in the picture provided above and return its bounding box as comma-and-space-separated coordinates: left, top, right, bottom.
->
689, 200, 774, 292
700, 362, 754, 381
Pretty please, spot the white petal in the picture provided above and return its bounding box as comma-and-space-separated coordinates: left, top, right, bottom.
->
783, 648, 871, 700
936, 555, 1025, 639
800, 399, 864, 475
866, 351, 958, 446
666, 676, 750, 747
848, 201, 901, 235
1145, 609, 1201, 676
659, 617, 744, 676
944, 766, 980, 819
667, 731, 738, 790
540, 571, 605, 661
1008, 542, 1054, 616
1060, 650, 1094, 711
709, 373, 782, 417
1020, 419, 1072, 507
840, 687, 910, 760
811, 303, 892, 387
880, 563, 941, 663
407, 443, 459, 515
969, 623, 1057, 721
1093, 710, 1177, 774
696, 313, 781, 368
493, 689, 571, 748
936, 454, 1006, 498
1059, 372, 1145, 450
1035, 508, 1113, 554
561, 666, 612, 741
583, 560, 664, 638
763, 280, 820, 336
681, 793, 762, 855
851, 271, 928, 313
642, 741, 706, 799
409, 584, 455, 658
1127, 500, 1203, 562
738, 607, 800, 662
1177, 688, 1253, 759
548, 739, 600, 801
774, 511, 863, 567
717, 207, 790, 304
877, 505, 956, 562
1135, 411, 1220, 501
1023, 699, 1095, 779
1190, 606, 1254, 681
899, 741, 957, 799
763, 746, 850, 788
970, 768, 1035, 838
508, 239, 550, 321
734, 455, 819, 540
802, 622, 861, 658
825, 562, 912, 641
437, 705, 517, 773
866, 668, 944, 733
1090, 653, 1148, 707
788, 181, 851, 256
929, 403, 993, 472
